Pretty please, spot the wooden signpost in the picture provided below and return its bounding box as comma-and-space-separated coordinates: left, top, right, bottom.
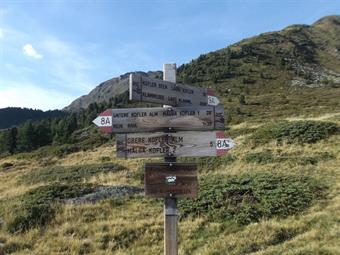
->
116, 131, 235, 158
145, 163, 198, 198
93, 63, 235, 255
129, 73, 220, 107
93, 105, 225, 133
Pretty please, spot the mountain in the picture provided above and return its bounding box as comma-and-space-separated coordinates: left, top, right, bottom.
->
63, 71, 162, 112
64, 15, 340, 114
0, 107, 66, 129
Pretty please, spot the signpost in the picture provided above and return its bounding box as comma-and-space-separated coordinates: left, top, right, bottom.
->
116, 131, 235, 158
93, 63, 235, 255
93, 105, 225, 133
145, 163, 198, 198
129, 73, 220, 107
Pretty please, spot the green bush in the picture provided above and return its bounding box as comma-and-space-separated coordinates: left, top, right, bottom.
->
5, 184, 94, 233
276, 121, 338, 144
249, 121, 338, 145
244, 151, 274, 164
244, 151, 335, 165
179, 173, 326, 225
21, 163, 126, 184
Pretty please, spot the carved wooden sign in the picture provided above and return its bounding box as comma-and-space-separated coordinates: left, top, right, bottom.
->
92, 106, 224, 133
129, 73, 220, 106
116, 131, 235, 158
144, 163, 198, 198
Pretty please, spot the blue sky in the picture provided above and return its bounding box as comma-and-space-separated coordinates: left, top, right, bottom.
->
0, 0, 339, 110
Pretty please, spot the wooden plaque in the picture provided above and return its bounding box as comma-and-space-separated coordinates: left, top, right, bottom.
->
129, 73, 219, 106
116, 131, 235, 158
144, 163, 198, 198
93, 106, 224, 133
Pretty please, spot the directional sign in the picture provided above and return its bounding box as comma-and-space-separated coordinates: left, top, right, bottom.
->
129, 73, 220, 107
92, 106, 224, 133
116, 131, 235, 158
145, 163, 198, 198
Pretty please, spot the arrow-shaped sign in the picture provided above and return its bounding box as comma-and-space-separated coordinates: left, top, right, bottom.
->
129, 73, 220, 107
116, 131, 236, 158
92, 106, 225, 134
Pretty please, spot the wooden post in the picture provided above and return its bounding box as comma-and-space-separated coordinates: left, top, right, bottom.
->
164, 63, 178, 255
0, 242, 4, 255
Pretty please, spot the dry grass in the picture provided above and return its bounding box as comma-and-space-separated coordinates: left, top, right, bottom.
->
0, 113, 339, 254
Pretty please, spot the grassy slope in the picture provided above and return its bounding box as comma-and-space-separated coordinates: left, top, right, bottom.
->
176, 16, 340, 125
0, 112, 339, 255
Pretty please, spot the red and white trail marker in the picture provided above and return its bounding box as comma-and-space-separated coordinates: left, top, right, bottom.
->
215, 131, 236, 156
92, 109, 113, 134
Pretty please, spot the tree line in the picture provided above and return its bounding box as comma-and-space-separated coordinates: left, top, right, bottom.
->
0, 107, 66, 129
0, 93, 129, 155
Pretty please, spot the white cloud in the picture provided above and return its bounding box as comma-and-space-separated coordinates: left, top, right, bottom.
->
22, 43, 43, 59
41, 37, 93, 92
0, 81, 73, 110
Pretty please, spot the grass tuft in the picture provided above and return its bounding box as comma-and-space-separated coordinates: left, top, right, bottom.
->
20, 163, 126, 184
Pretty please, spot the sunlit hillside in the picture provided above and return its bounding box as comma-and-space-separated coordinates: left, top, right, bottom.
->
0, 112, 339, 254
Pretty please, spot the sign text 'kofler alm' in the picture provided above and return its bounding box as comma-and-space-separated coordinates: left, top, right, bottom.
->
93, 64, 235, 255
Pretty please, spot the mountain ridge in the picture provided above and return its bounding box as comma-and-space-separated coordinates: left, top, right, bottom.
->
64, 15, 340, 112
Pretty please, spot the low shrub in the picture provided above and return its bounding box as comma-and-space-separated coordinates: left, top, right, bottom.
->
179, 172, 326, 225
249, 123, 283, 146
276, 121, 338, 144
244, 151, 274, 164
244, 151, 335, 165
249, 121, 338, 146
21, 163, 126, 184
5, 184, 94, 233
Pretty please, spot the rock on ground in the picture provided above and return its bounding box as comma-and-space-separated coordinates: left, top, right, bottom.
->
65, 185, 144, 205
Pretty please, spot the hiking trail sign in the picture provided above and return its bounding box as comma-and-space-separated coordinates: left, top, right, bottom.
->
129, 73, 220, 107
93, 64, 236, 255
116, 131, 235, 158
92, 105, 224, 133
144, 163, 198, 198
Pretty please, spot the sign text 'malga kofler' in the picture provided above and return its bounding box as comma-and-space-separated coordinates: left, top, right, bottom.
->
129, 73, 219, 106
92, 106, 224, 133
116, 131, 235, 158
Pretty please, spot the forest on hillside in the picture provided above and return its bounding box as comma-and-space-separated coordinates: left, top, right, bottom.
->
0, 107, 66, 129
0, 94, 129, 156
